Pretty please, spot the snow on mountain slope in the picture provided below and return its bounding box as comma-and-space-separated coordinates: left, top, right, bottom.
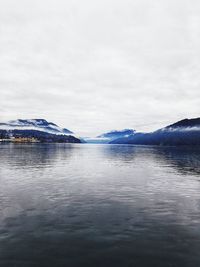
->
0, 119, 73, 135
98, 129, 135, 138
85, 129, 135, 143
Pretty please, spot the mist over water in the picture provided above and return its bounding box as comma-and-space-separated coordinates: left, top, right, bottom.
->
0, 144, 200, 267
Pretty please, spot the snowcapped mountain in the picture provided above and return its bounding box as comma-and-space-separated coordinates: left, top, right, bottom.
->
0, 119, 73, 135
85, 129, 135, 143
98, 129, 135, 139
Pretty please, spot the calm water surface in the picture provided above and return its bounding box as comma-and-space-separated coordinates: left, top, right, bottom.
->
0, 144, 200, 267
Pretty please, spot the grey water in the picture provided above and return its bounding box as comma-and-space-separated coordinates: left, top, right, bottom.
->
0, 144, 200, 267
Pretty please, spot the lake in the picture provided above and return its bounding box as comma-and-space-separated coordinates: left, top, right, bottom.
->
0, 143, 200, 267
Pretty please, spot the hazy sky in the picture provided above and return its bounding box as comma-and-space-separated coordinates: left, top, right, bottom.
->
0, 0, 200, 136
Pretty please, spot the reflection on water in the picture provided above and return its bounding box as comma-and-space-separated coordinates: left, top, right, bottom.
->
153, 146, 200, 176
104, 145, 200, 176
0, 143, 200, 267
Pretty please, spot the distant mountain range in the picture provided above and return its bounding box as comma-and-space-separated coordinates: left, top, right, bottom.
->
111, 118, 200, 146
1, 117, 200, 145
85, 129, 135, 144
0, 119, 81, 143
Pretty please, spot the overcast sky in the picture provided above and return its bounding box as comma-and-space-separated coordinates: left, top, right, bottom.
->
0, 0, 200, 136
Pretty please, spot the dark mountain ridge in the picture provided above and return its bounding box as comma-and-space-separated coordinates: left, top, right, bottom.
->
0, 129, 81, 143
166, 118, 200, 129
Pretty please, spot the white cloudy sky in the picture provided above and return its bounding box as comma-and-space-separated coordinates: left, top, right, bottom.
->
0, 0, 200, 136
